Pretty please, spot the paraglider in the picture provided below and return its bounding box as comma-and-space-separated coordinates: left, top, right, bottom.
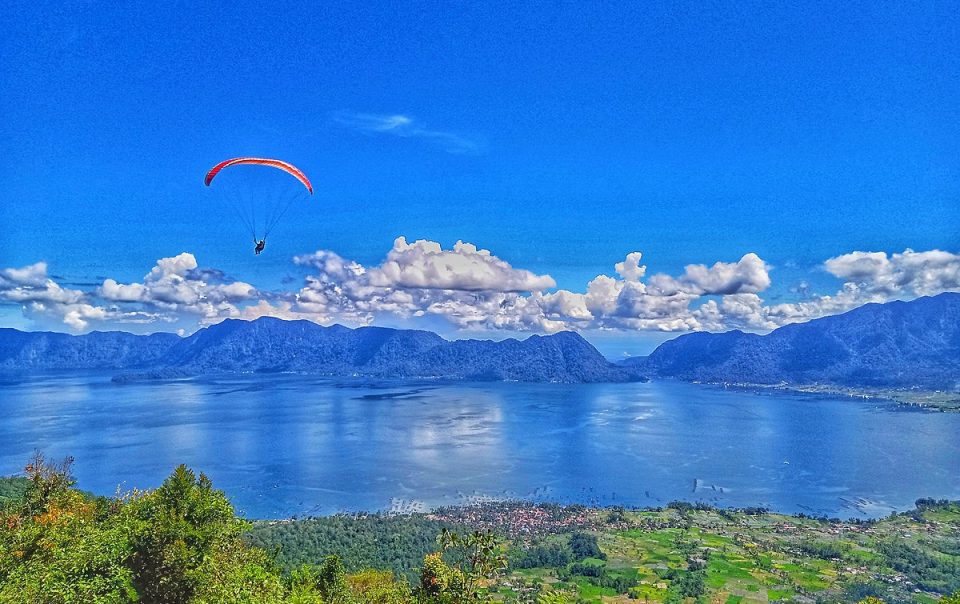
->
204, 157, 313, 254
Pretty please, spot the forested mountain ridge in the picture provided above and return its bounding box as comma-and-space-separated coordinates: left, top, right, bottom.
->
4, 293, 957, 388
0, 328, 179, 370
0, 318, 638, 383
642, 292, 960, 390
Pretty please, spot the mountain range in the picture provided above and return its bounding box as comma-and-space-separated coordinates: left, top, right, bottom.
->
1, 293, 957, 388
639, 292, 960, 391
0, 318, 635, 383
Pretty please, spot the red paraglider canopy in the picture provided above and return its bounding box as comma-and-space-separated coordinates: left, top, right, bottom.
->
204, 157, 313, 194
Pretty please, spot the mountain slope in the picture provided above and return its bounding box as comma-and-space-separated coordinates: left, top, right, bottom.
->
643, 293, 960, 390
164, 318, 631, 382
0, 319, 637, 383
0, 329, 179, 370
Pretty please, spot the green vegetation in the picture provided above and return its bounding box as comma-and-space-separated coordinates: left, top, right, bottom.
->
253, 499, 960, 603
2, 455, 960, 603
0, 454, 506, 603
0, 477, 28, 506
246, 512, 454, 580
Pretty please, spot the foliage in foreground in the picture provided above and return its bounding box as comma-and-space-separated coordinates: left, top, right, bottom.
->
0, 454, 506, 604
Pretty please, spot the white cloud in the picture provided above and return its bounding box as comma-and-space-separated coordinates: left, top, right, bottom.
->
614, 252, 646, 282
1, 262, 50, 287
515, 252, 771, 333
693, 294, 777, 331
99, 252, 257, 319
647, 253, 771, 296
370, 237, 555, 292
99, 279, 147, 302
61, 304, 109, 331
824, 249, 960, 297
332, 111, 479, 153
3, 244, 958, 336
288, 238, 557, 328
540, 289, 592, 321
20, 299, 167, 332
1, 253, 258, 331
0, 262, 85, 305
727, 249, 960, 330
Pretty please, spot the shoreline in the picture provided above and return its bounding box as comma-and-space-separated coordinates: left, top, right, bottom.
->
686, 379, 960, 412
248, 494, 945, 525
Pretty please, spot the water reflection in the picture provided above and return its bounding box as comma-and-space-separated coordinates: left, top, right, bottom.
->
1, 373, 959, 518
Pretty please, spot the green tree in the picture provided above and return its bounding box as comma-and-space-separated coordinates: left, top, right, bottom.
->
191, 538, 286, 603
348, 569, 410, 604
536, 589, 576, 604
0, 453, 137, 603
19, 451, 76, 518
125, 464, 264, 604
316, 555, 351, 603
419, 529, 506, 603
419, 552, 466, 603
568, 532, 605, 561
286, 566, 325, 604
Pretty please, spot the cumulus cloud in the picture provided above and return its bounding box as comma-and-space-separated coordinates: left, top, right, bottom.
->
370, 237, 555, 292
824, 249, 960, 297
211, 244, 960, 334
288, 238, 557, 329
61, 304, 109, 331
3, 243, 958, 336
0, 261, 167, 330
614, 252, 646, 282
332, 111, 479, 153
501, 252, 772, 333
647, 253, 771, 296
726, 249, 960, 330
99, 279, 147, 302
1, 262, 50, 287
98, 253, 257, 323
0, 262, 85, 305
0, 253, 259, 331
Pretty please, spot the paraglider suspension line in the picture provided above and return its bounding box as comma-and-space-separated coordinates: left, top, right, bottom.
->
262, 189, 304, 239
222, 187, 258, 241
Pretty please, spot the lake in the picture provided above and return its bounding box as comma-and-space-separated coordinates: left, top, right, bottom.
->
2, 372, 958, 519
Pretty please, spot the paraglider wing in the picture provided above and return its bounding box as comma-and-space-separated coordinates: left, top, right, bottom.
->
203, 157, 315, 247
204, 157, 313, 194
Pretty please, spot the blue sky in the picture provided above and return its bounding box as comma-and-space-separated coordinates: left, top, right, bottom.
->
1, 2, 958, 355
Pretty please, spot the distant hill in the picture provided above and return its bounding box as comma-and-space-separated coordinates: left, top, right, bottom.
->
0, 328, 179, 370
0, 318, 638, 384
5, 293, 956, 388
642, 293, 960, 391
616, 355, 648, 368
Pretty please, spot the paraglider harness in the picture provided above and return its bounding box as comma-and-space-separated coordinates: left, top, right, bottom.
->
204, 158, 313, 258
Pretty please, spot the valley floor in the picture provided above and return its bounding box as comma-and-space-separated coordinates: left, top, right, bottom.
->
250, 499, 960, 603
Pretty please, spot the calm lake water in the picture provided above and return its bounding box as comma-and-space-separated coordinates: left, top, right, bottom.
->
2, 372, 958, 519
